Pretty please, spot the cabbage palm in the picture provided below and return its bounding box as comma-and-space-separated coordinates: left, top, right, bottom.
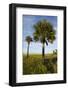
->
33, 20, 56, 59
26, 36, 32, 58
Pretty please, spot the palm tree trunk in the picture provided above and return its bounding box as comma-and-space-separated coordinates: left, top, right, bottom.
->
42, 43, 45, 59
27, 43, 29, 58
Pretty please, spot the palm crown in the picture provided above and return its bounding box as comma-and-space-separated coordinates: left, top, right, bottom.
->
33, 20, 56, 45
26, 36, 33, 44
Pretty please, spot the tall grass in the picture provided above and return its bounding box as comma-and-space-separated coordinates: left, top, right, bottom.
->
23, 54, 57, 75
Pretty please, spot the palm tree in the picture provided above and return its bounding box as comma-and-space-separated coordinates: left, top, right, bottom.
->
26, 36, 32, 58
33, 19, 56, 59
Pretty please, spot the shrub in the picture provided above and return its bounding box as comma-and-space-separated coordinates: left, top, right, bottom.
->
23, 55, 57, 75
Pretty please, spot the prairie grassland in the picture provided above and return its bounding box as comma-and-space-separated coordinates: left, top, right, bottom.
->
23, 53, 57, 75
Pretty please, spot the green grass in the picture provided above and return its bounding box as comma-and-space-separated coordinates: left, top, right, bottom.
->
23, 53, 57, 75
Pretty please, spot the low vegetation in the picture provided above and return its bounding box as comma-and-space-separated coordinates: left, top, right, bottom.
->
23, 53, 57, 75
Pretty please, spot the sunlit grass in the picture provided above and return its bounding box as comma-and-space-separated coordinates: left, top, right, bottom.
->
23, 53, 57, 75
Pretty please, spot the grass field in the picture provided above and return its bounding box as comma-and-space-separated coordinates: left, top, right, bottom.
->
23, 53, 57, 75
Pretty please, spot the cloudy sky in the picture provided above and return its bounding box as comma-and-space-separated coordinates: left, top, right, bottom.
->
22, 15, 57, 54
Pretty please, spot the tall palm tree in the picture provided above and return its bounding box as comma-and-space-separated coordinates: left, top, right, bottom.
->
26, 36, 32, 58
33, 19, 56, 59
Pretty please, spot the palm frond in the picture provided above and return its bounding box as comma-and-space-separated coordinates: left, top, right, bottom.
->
33, 19, 56, 44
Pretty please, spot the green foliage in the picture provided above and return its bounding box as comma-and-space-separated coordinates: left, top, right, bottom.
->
33, 19, 56, 44
23, 54, 57, 75
26, 36, 33, 44
53, 49, 57, 54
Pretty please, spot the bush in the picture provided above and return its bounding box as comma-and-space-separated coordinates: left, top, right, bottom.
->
23, 55, 57, 75
23, 57, 47, 74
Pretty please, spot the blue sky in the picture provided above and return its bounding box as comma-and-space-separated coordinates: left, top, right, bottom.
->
23, 15, 57, 54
